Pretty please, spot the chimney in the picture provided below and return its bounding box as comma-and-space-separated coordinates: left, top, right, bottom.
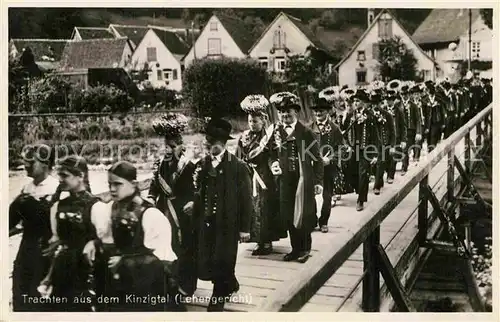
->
367, 9, 375, 27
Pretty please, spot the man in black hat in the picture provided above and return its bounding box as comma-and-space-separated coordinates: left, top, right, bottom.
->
344, 90, 381, 211
268, 94, 323, 263
422, 82, 446, 152
441, 80, 459, 139
372, 90, 397, 194
309, 97, 344, 233
397, 85, 421, 174
192, 118, 252, 311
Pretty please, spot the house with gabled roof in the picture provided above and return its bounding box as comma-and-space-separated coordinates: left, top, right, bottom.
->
71, 26, 115, 40
182, 14, 257, 68
57, 38, 134, 88
9, 39, 69, 71
248, 12, 337, 74
109, 24, 150, 50
130, 28, 190, 91
412, 9, 492, 79
334, 9, 437, 86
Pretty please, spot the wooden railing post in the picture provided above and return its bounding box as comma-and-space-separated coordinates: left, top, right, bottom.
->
362, 226, 380, 312
418, 175, 429, 245
465, 131, 471, 176
476, 122, 482, 148
447, 149, 455, 212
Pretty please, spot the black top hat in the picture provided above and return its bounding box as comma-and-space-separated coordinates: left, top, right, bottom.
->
204, 118, 234, 141
310, 97, 331, 111
370, 89, 383, 103
410, 85, 422, 93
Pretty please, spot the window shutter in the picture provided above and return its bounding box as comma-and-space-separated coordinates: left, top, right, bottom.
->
378, 20, 383, 37
273, 31, 279, 48
372, 43, 379, 60
173, 69, 178, 80
270, 57, 276, 71
282, 31, 287, 48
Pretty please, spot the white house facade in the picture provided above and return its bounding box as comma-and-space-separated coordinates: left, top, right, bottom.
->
336, 10, 436, 87
182, 15, 248, 68
130, 28, 188, 91
248, 12, 331, 73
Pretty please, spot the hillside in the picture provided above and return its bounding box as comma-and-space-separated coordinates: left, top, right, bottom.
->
8, 8, 431, 39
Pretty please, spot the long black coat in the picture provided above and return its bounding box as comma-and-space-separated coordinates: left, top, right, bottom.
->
192, 151, 252, 281
268, 121, 324, 232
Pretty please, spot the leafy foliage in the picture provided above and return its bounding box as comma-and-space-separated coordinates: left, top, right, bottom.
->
458, 60, 493, 77
375, 36, 418, 81
182, 57, 270, 118
285, 55, 335, 90
480, 9, 493, 29
69, 84, 134, 113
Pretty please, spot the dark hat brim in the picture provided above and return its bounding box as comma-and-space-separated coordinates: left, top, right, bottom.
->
275, 103, 301, 111
205, 127, 234, 140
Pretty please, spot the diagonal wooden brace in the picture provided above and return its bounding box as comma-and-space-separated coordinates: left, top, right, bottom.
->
375, 244, 415, 312
465, 136, 492, 182
454, 156, 492, 212
423, 184, 471, 258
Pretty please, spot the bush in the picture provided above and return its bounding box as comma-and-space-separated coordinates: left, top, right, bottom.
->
69, 84, 134, 113
182, 57, 270, 118
10, 74, 73, 114
136, 83, 180, 110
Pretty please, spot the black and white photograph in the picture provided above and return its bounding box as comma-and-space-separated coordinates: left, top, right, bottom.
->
5, 3, 496, 315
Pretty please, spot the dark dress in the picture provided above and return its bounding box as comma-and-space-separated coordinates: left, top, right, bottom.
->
236, 129, 287, 244
148, 156, 198, 296
10, 192, 54, 311
49, 190, 99, 311
99, 196, 169, 312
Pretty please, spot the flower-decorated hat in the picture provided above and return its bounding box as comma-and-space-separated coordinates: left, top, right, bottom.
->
152, 113, 189, 139
318, 86, 340, 103
369, 80, 386, 92
270, 91, 301, 111
387, 79, 402, 92
240, 94, 270, 116
340, 87, 356, 101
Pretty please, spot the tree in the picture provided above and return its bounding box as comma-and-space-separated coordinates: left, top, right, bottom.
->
375, 36, 418, 81
480, 9, 493, 29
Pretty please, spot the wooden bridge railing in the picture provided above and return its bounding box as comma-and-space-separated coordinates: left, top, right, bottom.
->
257, 104, 493, 312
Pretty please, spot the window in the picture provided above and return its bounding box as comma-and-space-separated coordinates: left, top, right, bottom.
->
273, 28, 286, 49
356, 70, 367, 84
275, 58, 286, 72
357, 50, 366, 61
210, 22, 218, 31
378, 18, 393, 38
207, 38, 221, 56
157, 70, 162, 80
472, 42, 480, 58
372, 43, 379, 60
147, 47, 157, 62
173, 69, 178, 80
163, 70, 172, 80
421, 69, 431, 81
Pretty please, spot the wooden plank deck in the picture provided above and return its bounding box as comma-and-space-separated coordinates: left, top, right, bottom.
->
8, 121, 484, 312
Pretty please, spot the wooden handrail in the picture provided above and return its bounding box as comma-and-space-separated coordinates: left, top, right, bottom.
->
8, 109, 189, 118
257, 104, 492, 311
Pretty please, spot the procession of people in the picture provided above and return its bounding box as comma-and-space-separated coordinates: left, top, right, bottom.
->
10, 75, 492, 312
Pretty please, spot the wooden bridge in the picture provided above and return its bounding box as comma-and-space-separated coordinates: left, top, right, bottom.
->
8, 105, 492, 312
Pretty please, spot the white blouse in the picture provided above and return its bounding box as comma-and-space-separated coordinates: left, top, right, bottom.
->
90, 201, 177, 262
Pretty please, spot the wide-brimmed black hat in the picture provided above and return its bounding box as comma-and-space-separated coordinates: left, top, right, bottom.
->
310, 97, 331, 111
385, 89, 397, 100
410, 85, 422, 93
352, 89, 370, 102
204, 118, 234, 140
369, 89, 384, 103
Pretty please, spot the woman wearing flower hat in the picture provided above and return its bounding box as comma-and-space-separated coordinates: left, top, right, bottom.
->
10, 144, 59, 311
39, 155, 103, 311
84, 161, 177, 311
236, 95, 286, 255
148, 113, 198, 297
